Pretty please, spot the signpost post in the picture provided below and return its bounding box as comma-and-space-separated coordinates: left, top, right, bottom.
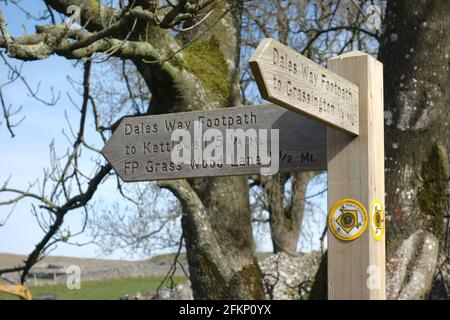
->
326, 52, 385, 300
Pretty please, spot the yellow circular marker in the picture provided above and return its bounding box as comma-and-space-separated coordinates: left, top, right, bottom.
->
328, 199, 368, 241
370, 199, 385, 241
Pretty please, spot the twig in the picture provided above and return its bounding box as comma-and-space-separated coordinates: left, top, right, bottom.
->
156, 234, 185, 298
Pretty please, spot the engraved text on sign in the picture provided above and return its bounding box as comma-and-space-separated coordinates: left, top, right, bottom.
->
101, 104, 326, 181
250, 38, 359, 135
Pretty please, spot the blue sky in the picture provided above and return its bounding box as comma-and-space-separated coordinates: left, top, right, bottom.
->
0, 1, 327, 260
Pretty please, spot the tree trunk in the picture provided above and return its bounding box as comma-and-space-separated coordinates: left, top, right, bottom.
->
379, 0, 450, 299
264, 172, 315, 255
153, 1, 265, 299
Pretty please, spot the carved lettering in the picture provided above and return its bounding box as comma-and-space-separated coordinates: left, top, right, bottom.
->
250, 39, 359, 135
102, 105, 327, 181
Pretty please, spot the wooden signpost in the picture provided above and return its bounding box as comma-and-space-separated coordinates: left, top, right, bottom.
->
102, 36, 385, 300
102, 104, 326, 181
250, 39, 385, 300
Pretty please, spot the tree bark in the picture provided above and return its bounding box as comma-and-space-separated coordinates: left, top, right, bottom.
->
262, 172, 315, 255
379, 0, 450, 299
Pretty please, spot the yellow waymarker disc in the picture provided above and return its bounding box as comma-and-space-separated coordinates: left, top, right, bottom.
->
328, 199, 368, 241
370, 199, 385, 241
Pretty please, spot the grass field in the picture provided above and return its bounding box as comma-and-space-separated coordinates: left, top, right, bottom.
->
0, 275, 187, 300
0, 251, 272, 300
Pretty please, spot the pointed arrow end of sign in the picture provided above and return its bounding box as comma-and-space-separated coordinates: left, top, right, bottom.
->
249, 62, 271, 102
100, 139, 112, 164
249, 39, 276, 102
249, 38, 273, 63
100, 134, 128, 182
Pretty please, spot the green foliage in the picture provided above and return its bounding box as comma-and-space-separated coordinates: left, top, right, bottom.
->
183, 36, 230, 104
